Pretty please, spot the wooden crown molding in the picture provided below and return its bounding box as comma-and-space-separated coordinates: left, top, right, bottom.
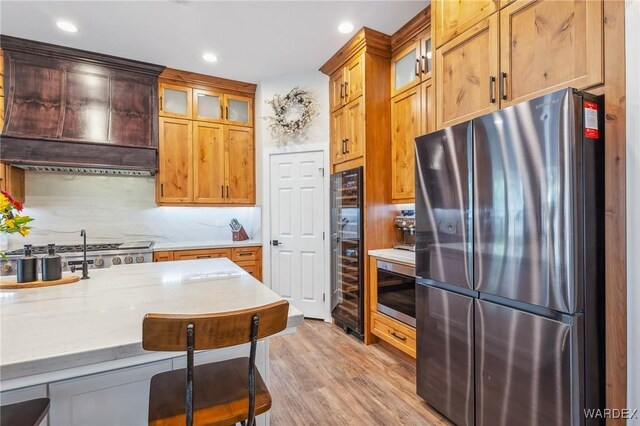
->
0, 35, 165, 76
159, 68, 257, 96
391, 6, 431, 53
319, 27, 391, 76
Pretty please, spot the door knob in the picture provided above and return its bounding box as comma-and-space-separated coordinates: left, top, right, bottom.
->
271, 240, 283, 247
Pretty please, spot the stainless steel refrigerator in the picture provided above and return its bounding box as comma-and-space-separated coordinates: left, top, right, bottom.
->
415, 88, 605, 425
330, 166, 364, 339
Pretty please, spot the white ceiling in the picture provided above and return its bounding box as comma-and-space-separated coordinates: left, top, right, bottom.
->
0, 1, 427, 83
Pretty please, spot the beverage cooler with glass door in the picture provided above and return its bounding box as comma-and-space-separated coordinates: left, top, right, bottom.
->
330, 167, 364, 339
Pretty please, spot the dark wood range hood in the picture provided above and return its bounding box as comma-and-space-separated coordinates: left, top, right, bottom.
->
0, 36, 165, 174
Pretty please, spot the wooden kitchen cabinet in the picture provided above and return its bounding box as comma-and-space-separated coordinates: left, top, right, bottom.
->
391, 80, 434, 202
331, 107, 347, 165
499, 0, 603, 107
433, 0, 604, 128
153, 246, 262, 280
157, 117, 193, 203
328, 52, 365, 114
330, 71, 346, 112
153, 251, 174, 262
224, 94, 253, 127
435, 14, 499, 129
343, 97, 365, 162
391, 28, 432, 97
226, 126, 255, 204
322, 27, 396, 345
344, 53, 365, 102
193, 122, 225, 203
0, 164, 25, 202
159, 83, 193, 119
193, 88, 224, 123
156, 69, 256, 206
433, 0, 499, 48
173, 248, 232, 260
368, 256, 416, 357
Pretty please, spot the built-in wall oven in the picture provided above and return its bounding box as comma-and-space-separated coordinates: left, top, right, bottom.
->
376, 260, 416, 327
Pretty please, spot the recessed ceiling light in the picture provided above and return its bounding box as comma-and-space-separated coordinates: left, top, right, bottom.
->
202, 52, 218, 63
56, 20, 78, 33
338, 22, 354, 34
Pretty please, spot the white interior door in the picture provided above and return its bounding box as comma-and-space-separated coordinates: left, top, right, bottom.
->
270, 151, 325, 319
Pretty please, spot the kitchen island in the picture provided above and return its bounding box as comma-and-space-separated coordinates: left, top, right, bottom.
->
0, 258, 303, 425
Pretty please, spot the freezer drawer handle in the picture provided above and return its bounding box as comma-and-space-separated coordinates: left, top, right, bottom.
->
390, 331, 407, 341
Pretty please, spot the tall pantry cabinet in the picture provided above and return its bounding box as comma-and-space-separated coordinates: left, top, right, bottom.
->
389, 8, 434, 203
156, 69, 256, 206
321, 28, 397, 344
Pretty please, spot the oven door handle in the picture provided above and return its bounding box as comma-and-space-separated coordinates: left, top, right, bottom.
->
376, 259, 415, 277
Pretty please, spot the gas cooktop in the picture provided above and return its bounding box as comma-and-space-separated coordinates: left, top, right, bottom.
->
4, 241, 153, 256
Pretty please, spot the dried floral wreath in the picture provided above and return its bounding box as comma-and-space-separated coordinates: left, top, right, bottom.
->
266, 87, 318, 145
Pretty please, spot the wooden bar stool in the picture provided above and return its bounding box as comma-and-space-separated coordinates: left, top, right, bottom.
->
142, 300, 289, 426
0, 398, 50, 426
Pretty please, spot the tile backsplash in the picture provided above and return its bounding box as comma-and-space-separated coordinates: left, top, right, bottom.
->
4, 172, 261, 250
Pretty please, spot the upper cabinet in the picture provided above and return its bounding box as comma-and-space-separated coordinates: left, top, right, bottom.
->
390, 8, 434, 203
435, 15, 499, 129
328, 52, 366, 114
498, 0, 603, 107
391, 28, 432, 97
156, 69, 256, 206
160, 84, 253, 127
159, 83, 192, 119
433, 0, 604, 128
434, 0, 499, 48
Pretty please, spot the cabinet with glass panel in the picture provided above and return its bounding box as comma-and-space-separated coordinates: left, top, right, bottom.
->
391, 28, 432, 97
159, 84, 253, 127
390, 15, 433, 203
157, 69, 256, 206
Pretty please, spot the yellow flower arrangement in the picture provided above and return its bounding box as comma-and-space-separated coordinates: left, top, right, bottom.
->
1, 191, 33, 238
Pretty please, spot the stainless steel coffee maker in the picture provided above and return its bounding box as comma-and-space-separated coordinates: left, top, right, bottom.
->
394, 210, 416, 251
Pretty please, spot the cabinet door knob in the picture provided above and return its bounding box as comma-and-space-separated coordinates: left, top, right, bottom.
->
340, 83, 344, 100
344, 81, 349, 98
344, 138, 350, 154
421, 55, 427, 74
415, 58, 420, 77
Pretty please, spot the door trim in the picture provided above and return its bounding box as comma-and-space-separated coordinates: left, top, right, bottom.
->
262, 145, 331, 322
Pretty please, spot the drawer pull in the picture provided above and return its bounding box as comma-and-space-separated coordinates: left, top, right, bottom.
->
196, 255, 211, 259
390, 331, 406, 341
238, 252, 253, 256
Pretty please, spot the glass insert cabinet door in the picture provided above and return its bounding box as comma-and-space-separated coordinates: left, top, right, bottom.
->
225, 95, 253, 126
392, 43, 421, 95
159, 83, 192, 118
193, 89, 223, 122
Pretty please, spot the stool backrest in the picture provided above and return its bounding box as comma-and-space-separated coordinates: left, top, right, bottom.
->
142, 300, 289, 351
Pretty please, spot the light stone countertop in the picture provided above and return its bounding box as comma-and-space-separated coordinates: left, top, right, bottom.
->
368, 248, 416, 265
153, 239, 263, 251
0, 258, 302, 381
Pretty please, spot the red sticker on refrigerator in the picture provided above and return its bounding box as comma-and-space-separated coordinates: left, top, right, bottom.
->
584, 101, 599, 139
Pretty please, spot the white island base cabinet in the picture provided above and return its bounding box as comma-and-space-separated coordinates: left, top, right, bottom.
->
3, 342, 269, 426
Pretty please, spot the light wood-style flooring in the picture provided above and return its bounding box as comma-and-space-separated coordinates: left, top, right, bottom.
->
269, 319, 452, 425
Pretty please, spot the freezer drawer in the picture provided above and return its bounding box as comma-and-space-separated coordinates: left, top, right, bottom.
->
416, 284, 474, 426
475, 299, 582, 426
